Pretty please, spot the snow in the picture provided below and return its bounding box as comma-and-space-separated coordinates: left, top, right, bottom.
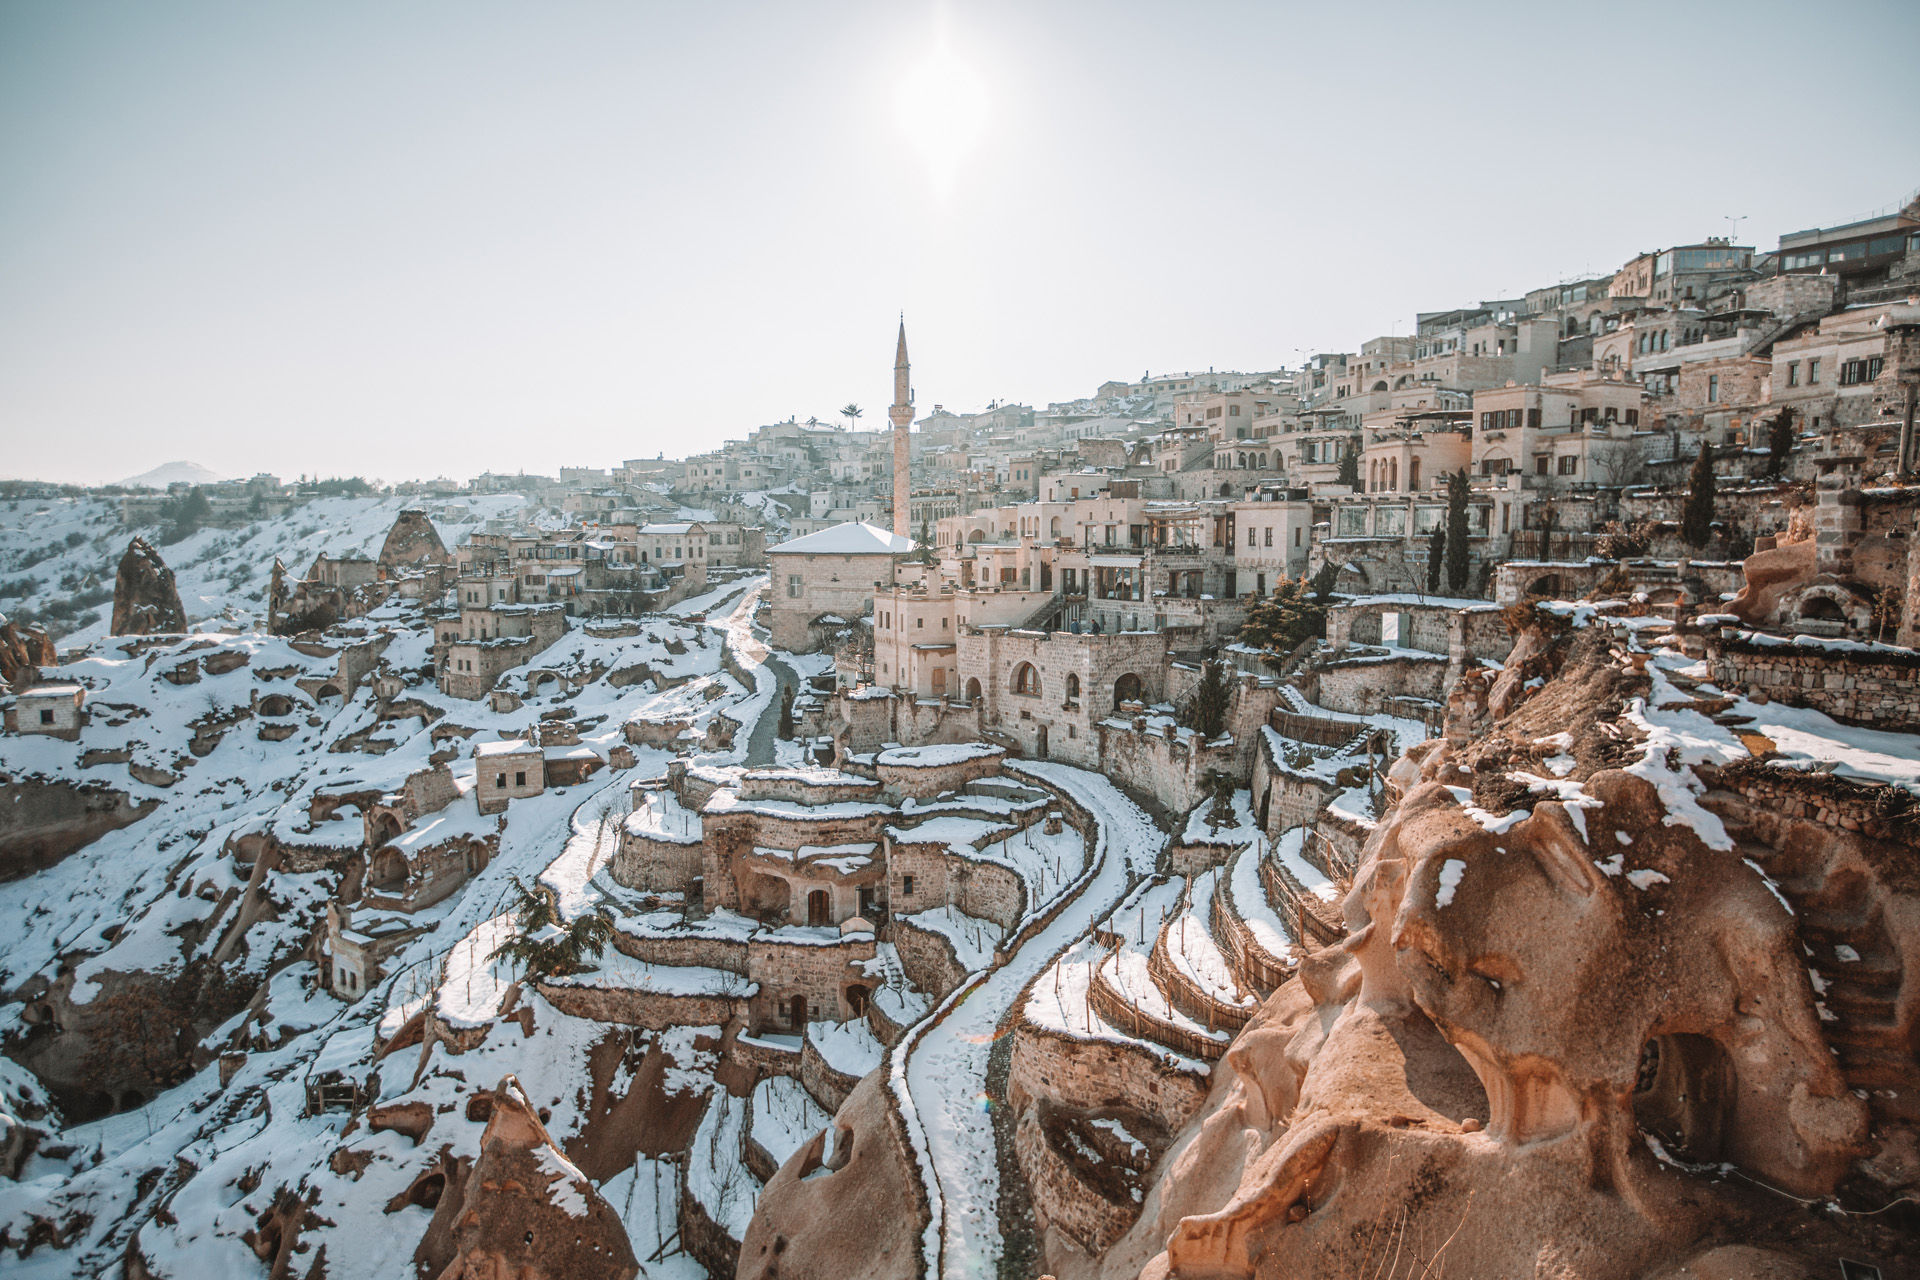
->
686, 1090, 760, 1240
893, 762, 1164, 1278
807, 1015, 886, 1078
600, 1159, 705, 1280
1164, 870, 1254, 1011
876, 742, 1005, 768
1620, 666, 1746, 850
1625, 869, 1671, 891
1442, 785, 1533, 835
750, 1075, 831, 1171
540, 950, 756, 998
1273, 825, 1339, 903
1435, 859, 1466, 907
766, 522, 912, 555
1228, 840, 1296, 964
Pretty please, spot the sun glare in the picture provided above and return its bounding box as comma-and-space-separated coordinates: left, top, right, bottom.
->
898, 48, 988, 198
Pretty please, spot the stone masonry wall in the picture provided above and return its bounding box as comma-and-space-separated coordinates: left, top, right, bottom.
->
1711, 635, 1920, 731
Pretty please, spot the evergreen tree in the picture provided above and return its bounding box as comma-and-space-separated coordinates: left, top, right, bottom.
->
1336, 437, 1361, 488
1240, 576, 1332, 656
490, 876, 612, 979
1765, 410, 1795, 479
1188, 659, 1229, 740
917, 514, 934, 562
1445, 470, 1471, 593
1425, 523, 1446, 593
777, 684, 795, 740
1682, 441, 1717, 549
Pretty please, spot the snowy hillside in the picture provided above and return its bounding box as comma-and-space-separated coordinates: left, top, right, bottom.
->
0, 494, 529, 643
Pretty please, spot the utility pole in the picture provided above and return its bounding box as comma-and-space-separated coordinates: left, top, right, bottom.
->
1724, 214, 1747, 243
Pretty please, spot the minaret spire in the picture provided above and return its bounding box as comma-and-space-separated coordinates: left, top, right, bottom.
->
890, 316, 913, 539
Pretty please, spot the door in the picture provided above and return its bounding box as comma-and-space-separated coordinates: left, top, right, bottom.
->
1036, 725, 1049, 759
807, 889, 831, 928
788, 994, 808, 1029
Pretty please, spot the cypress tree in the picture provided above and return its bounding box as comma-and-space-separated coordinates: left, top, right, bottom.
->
1425, 523, 1446, 593
777, 684, 795, 740
1336, 437, 1361, 489
1682, 441, 1717, 549
1445, 469, 1471, 593
1189, 659, 1229, 740
1765, 410, 1795, 479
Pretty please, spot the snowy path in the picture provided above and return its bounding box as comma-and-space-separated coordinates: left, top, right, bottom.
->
893, 761, 1163, 1278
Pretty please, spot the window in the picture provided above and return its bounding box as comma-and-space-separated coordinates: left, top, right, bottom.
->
902, 875, 915, 897
1787, 362, 1799, 387
1808, 359, 1820, 385
1065, 673, 1081, 703
1558, 456, 1578, 476
1338, 507, 1367, 536
1840, 358, 1883, 385
787, 574, 802, 597
916, 617, 924, 629
1535, 455, 1550, 476
1375, 507, 1406, 537
1264, 527, 1273, 547
514, 771, 527, 787
1294, 527, 1302, 547
1707, 375, 1719, 404
1012, 663, 1041, 696
39, 709, 54, 725
495, 773, 506, 787
1527, 407, 1541, 430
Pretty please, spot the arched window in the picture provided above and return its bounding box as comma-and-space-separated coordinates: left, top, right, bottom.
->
1012, 663, 1041, 696
1237, 452, 1246, 467
1112, 672, 1144, 710
1065, 673, 1081, 703
1409, 458, 1422, 491
1389, 458, 1399, 491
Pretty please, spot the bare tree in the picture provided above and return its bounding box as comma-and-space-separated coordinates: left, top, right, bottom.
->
1586, 437, 1647, 489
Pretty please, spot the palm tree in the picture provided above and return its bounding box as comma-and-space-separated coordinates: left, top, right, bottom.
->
840, 403, 863, 430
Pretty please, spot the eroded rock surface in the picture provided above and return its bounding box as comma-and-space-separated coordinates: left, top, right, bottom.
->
110, 538, 186, 636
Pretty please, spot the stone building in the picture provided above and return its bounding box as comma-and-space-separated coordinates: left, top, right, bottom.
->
474, 739, 546, 814
437, 603, 569, 700
4, 684, 85, 740
766, 522, 912, 653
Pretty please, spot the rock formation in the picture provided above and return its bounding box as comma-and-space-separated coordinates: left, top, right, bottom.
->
379, 509, 450, 571
1090, 624, 1914, 1280
0, 613, 56, 689
413, 1076, 638, 1280
110, 538, 186, 636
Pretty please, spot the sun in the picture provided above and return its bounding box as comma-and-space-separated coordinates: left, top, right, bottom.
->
898, 47, 988, 198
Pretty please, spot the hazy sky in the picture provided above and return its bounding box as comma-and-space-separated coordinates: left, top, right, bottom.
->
4, 1, 1917, 486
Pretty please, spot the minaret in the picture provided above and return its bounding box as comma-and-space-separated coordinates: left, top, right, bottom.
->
890, 318, 913, 539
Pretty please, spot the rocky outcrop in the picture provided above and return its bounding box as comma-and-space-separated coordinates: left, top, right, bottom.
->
736, 1072, 923, 1280
0, 778, 159, 882
379, 509, 449, 571
1088, 628, 1911, 1280
0, 614, 56, 690
413, 1075, 637, 1280
110, 538, 186, 636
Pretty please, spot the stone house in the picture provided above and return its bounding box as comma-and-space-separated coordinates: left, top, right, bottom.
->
5, 684, 85, 739
1232, 489, 1314, 591
474, 739, 545, 814
325, 903, 430, 999
437, 603, 568, 700
767, 522, 912, 653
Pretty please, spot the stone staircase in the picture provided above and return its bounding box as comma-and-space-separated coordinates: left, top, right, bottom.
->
1702, 788, 1918, 1123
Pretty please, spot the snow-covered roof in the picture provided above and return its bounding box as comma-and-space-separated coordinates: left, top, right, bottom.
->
476, 738, 537, 757
639, 523, 695, 535
768, 521, 913, 556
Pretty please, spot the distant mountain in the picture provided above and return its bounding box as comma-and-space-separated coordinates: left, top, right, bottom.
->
116, 461, 227, 489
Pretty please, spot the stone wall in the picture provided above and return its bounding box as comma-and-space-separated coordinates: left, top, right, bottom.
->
1711, 633, 1920, 731
889, 918, 971, 1002
1006, 1019, 1210, 1137
797, 1034, 864, 1114
745, 935, 880, 1030
532, 982, 747, 1031
1309, 652, 1450, 715
607, 927, 749, 975
768, 549, 895, 653
608, 832, 704, 893
1095, 718, 1238, 816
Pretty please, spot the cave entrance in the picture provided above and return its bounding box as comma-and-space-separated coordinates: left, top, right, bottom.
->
845, 985, 871, 1016
1632, 1033, 1734, 1162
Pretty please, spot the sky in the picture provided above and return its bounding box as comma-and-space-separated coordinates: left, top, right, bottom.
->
3, 0, 1918, 487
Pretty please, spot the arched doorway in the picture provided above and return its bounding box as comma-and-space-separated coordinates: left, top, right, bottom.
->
1525, 574, 1562, 597
1632, 1033, 1733, 1161
788, 994, 809, 1029
965, 677, 982, 705
1799, 597, 1845, 622
1112, 672, 1144, 711
845, 985, 871, 1016
806, 889, 831, 928
370, 846, 408, 892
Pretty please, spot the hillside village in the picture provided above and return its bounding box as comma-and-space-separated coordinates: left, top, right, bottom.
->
0, 191, 1918, 1279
